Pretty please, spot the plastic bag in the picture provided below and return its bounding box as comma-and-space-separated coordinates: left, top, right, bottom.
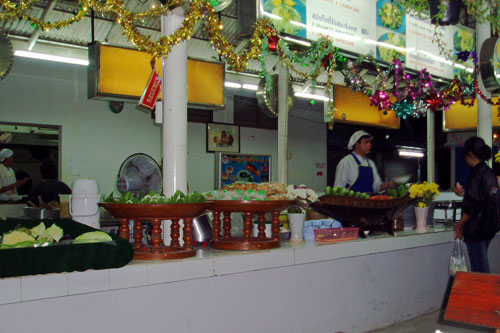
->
449, 239, 470, 277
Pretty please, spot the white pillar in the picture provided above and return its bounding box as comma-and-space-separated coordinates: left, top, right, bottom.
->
161, 7, 188, 196
426, 110, 435, 183
277, 62, 289, 184
476, 19, 492, 165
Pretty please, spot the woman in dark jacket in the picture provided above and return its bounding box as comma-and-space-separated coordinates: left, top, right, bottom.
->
454, 136, 500, 273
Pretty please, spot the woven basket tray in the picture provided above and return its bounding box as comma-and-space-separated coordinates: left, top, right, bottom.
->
319, 195, 412, 209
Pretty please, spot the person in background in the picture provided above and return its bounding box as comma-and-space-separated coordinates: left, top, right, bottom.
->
15, 170, 33, 196
453, 136, 500, 273
27, 160, 71, 209
0, 148, 30, 200
334, 130, 396, 194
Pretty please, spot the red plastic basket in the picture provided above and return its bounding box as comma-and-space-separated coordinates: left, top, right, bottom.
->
313, 227, 359, 243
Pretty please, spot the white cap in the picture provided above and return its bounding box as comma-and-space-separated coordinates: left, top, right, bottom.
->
0, 148, 13, 162
347, 130, 373, 150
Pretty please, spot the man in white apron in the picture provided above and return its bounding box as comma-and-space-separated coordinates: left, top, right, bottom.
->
334, 130, 396, 194
0, 149, 29, 200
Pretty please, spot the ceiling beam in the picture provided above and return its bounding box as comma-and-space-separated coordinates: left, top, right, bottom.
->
27, 0, 56, 50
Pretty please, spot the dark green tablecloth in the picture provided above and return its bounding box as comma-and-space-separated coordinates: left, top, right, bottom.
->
0, 218, 133, 278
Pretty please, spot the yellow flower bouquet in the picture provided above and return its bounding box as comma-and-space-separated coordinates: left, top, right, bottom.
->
495, 151, 500, 163
408, 182, 440, 208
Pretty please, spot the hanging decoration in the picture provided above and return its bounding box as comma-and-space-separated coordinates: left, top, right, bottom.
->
2, 0, 500, 125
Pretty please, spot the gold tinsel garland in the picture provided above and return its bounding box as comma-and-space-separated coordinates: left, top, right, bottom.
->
0, 0, 339, 126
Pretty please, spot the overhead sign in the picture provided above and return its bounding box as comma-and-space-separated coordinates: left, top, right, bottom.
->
328, 85, 400, 129
258, 0, 475, 81
444, 98, 500, 131
87, 42, 225, 109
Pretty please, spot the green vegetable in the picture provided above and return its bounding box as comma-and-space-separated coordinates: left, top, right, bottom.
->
387, 188, 398, 198
0, 240, 37, 249
104, 189, 205, 204
30, 222, 46, 239
73, 231, 113, 244
45, 224, 63, 242
397, 184, 408, 197
2, 230, 35, 245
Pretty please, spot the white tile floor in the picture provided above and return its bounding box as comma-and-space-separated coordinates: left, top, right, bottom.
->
369, 310, 495, 333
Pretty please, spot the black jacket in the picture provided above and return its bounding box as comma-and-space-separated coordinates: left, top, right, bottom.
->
462, 162, 500, 242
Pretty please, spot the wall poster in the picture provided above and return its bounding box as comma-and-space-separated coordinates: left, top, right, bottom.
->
215, 153, 272, 189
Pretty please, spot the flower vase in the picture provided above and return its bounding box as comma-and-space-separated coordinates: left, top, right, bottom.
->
415, 207, 429, 233
288, 213, 306, 242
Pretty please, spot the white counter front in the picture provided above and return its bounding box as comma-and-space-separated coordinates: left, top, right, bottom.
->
1, 227, 499, 333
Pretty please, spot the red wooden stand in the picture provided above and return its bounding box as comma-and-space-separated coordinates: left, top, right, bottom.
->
445, 271, 500, 331
210, 200, 293, 251
100, 202, 212, 260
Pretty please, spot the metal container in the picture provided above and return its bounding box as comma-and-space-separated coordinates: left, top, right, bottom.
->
192, 214, 213, 243
23, 207, 60, 219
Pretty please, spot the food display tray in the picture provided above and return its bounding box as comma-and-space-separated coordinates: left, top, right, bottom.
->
210, 200, 294, 213
319, 195, 412, 209
0, 218, 133, 278
312, 196, 415, 237
98, 202, 213, 219
99, 202, 214, 260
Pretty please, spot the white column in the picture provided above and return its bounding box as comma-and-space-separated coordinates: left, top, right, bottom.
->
277, 62, 289, 184
476, 19, 492, 165
161, 7, 188, 196
426, 110, 435, 183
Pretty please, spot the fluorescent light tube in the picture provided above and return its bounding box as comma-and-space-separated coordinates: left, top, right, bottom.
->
224, 81, 242, 89
242, 84, 258, 91
282, 36, 311, 47
294, 92, 330, 102
399, 150, 424, 158
14, 50, 89, 66
262, 11, 283, 20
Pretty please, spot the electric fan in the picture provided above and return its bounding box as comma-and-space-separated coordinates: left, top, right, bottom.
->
116, 153, 162, 195
256, 74, 294, 118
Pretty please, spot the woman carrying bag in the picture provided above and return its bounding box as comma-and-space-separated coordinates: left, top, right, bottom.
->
454, 136, 500, 273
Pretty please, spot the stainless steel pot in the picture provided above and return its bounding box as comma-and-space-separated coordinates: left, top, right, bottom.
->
23, 207, 60, 219
192, 213, 213, 243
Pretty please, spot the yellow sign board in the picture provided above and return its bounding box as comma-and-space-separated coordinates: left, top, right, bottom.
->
88, 43, 225, 108
334, 86, 400, 129
444, 98, 500, 131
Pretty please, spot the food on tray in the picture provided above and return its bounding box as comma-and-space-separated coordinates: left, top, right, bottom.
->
378, 2, 404, 30
377, 32, 405, 62
204, 181, 288, 201
1, 222, 64, 249
325, 186, 371, 199
386, 184, 409, 198
372, 193, 389, 200
102, 190, 205, 204
73, 231, 113, 244
326, 184, 409, 200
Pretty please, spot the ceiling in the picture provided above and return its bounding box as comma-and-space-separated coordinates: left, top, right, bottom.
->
1, 0, 237, 60
0, 0, 345, 88
2, 1, 475, 93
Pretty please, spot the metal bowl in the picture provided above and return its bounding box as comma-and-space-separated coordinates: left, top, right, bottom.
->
23, 207, 60, 219
192, 214, 213, 243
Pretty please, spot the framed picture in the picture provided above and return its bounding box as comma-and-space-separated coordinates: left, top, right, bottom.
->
206, 123, 240, 153
215, 152, 272, 189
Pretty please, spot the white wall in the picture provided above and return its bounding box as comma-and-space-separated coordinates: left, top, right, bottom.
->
0, 58, 327, 194
3, 235, 497, 333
